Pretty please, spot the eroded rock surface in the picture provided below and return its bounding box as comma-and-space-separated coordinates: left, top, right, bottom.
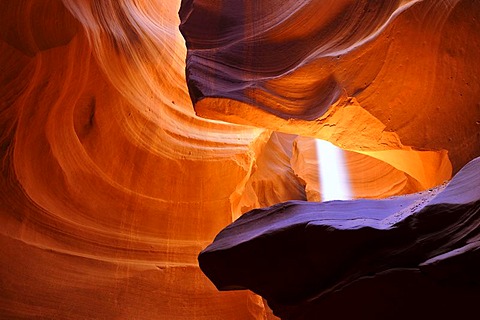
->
1, 0, 479, 319
180, 0, 480, 172
199, 157, 480, 319
1, 1, 270, 319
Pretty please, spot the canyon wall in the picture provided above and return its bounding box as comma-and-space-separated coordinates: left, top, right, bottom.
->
1, 0, 479, 319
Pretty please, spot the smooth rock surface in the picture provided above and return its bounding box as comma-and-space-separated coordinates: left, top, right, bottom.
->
1, 1, 271, 319
199, 157, 480, 319
1, 0, 479, 319
181, 0, 480, 173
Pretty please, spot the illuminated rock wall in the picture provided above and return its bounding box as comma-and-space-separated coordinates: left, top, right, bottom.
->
1, 1, 269, 318
0, 0, 479, 319
180, 0, 480, 173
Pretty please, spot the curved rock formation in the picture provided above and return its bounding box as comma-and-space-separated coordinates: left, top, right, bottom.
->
199, 156, 480, 319
1, 1, 269, 319
1, 0, 479, 319
180, 0, 480, 173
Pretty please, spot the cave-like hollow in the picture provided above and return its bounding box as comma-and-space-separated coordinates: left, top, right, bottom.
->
1, 0, 479, 319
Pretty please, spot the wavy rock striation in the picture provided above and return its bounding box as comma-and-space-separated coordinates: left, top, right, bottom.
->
181, 0, 480, 173
1, 0, 270, 319
1, 0, 479, 319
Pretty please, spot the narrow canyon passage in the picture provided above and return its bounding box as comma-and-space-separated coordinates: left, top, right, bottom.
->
1, 0, 479, 319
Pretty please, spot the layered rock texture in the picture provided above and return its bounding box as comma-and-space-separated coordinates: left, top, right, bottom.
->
180, 0, 480, 174
1, 0, 479, 319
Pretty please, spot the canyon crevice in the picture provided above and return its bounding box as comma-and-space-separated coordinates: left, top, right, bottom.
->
1, 0, 479, 319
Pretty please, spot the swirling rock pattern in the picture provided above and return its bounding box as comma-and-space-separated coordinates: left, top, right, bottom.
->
1, 0, 269, 319
1, 0, 479, 319
181, 0, 480, 172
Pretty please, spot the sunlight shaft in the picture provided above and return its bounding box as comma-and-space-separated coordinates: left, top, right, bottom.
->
315, 139, 352, 201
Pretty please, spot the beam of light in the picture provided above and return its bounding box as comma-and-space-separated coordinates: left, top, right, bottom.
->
315, 139, 352, 201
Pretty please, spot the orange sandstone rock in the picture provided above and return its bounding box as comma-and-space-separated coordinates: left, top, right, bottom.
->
0, 0, 479, 319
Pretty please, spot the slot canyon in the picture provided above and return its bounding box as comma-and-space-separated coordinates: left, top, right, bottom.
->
1, 0, 479, 319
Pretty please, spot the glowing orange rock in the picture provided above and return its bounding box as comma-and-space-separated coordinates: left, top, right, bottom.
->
181, 0, 480, 173
0, 0, 479, 319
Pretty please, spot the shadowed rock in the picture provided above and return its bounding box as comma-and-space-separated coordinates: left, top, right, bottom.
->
199, 156, 480, 319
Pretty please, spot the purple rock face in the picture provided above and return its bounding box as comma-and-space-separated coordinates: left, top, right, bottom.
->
199, 157, 480, 319
180, 0, 480, 174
